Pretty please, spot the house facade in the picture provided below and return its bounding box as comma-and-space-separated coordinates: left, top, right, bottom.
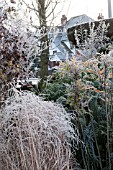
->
48, 14, 95, 69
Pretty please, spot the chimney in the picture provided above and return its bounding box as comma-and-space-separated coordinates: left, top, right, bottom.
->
97, 13, 104, 20
61, 15, 67, 26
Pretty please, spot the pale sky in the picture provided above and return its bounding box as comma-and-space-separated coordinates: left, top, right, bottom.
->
54, 0, 113, 25
8, 0, 113, 26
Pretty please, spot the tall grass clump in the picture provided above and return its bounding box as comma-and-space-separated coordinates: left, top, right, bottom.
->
0, 90, 79, 170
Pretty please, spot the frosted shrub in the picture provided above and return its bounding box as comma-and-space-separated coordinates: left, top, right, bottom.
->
74, 21, 111, 60
0, 90, 78, 170
0, 4, 39, 104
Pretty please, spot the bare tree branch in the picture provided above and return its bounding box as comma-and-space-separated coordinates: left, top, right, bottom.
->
46, 1, 58, 19
45, 0, 52, 10
21, 0, 39, 13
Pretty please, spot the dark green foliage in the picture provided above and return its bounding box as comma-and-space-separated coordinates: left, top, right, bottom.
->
41, 71, 73, 110
42, 56, 113, 170
43, 82, 66, 101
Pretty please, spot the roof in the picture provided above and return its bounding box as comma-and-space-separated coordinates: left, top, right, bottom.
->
56, 52, 66, 61
65, 14, 94, 29
49, 24, 76, 62
50, 55, 61, 61
54, 32, 65, 54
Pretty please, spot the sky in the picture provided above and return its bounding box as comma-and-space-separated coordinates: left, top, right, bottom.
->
7, 0, 113, 26
54, 0, 113, 25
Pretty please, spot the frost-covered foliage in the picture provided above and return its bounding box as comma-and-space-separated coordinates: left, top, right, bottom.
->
0, 1, 57, 91
0, 1, 40, 102
52, 54, 113, 169
74, 21, 112, 60
0, 90, 79, 170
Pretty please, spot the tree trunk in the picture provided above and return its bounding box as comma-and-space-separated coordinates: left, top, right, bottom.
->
38, 0, 49, 81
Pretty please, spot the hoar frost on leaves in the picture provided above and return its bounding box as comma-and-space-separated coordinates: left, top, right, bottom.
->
0, 90, 78, 170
